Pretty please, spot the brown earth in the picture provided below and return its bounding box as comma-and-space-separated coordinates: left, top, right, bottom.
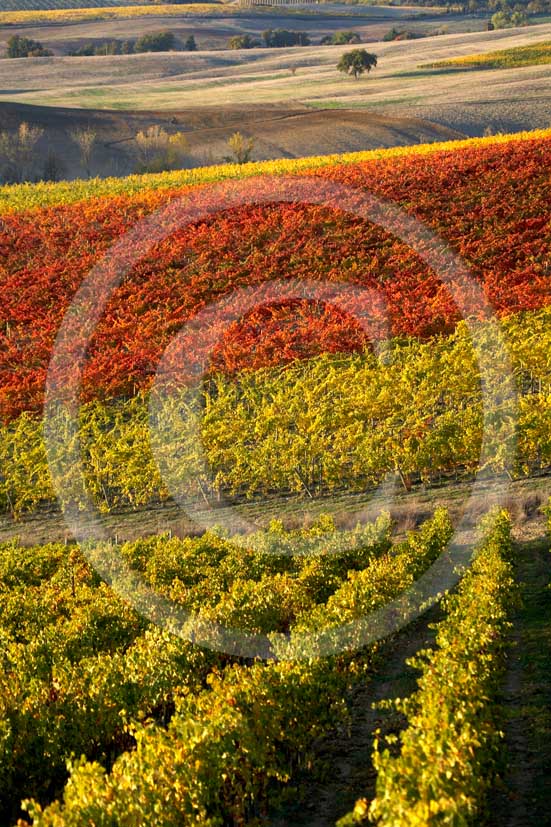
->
0, 99, 464, 178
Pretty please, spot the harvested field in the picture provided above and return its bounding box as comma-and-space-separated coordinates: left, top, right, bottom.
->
0, 23, 550, 113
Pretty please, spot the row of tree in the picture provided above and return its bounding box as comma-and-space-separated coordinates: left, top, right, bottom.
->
228, 29, 362, 50
69, 31, 198, 57
5, 31, 197, 60
6, 28, 367, 59
0, 122, 258, 184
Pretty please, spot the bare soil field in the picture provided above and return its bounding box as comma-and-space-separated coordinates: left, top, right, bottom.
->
0, 98, 463, 177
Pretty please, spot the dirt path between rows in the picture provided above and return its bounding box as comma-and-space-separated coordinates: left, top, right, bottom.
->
488, 534, 551, 827
268, 520, 551, 827
3, 472, 551, 547
269, 603, 442, 827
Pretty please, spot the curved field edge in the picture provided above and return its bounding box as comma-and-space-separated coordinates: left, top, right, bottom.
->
1, 127, 551, 215
422, 41, 551, 71
0, 2, 393, 25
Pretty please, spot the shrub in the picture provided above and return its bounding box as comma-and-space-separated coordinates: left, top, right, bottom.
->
224, 131, 255, 164
134, 125, 188, 173
69, 127, 97, 178
383, 26, 401, 41
491, 8, 528, 26
6, 34, 52, 58
134, 30, 176, 53
0, 121, 43, 184
228, 33, 259, 49
383, 27, 421, 41
262, 29, 310, 47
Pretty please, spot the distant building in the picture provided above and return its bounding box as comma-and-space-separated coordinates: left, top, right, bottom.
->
239, 0, 320, 6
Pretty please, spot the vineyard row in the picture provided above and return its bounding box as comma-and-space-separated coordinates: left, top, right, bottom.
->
3, 308, 551, 517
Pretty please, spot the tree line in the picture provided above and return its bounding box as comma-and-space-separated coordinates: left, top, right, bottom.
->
4, 31, 197, 59
4, 28, 368, 59
0, 122, 259, 185
228, 28, 361, 48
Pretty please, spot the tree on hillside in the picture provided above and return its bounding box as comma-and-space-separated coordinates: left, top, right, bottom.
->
228, 34, 259, 49
321, 30, 361, 45
527, 0, 545, 12
70, 126, 97, 178
383, 26, 401, 41
383, 27, 421, 41
42, 150, 65, 183
134, 31, 176, 53
224, 132, 255, 165
0, 122, 44, 183
135, 125, 188, 173
69, 39, 136, 56
491, 6, 528, 24
6, 35, 52, 58
262, 29, 310, 48
184, 35, 197, 51
97, 40, 125, 55
337, 49, 378, 79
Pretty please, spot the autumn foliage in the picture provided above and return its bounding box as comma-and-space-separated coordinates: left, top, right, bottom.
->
0, 132, 550, 423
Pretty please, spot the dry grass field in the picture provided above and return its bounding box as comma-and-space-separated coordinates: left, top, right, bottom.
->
1, 23, 550, 113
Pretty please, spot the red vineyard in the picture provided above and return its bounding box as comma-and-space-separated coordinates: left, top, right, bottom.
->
1, 135, 550, 422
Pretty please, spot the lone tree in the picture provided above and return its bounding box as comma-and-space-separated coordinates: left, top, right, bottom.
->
70, 126, 97, 178
135, 125, 188, 173
224, 132, 255, 165
337, 49, 377, 79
